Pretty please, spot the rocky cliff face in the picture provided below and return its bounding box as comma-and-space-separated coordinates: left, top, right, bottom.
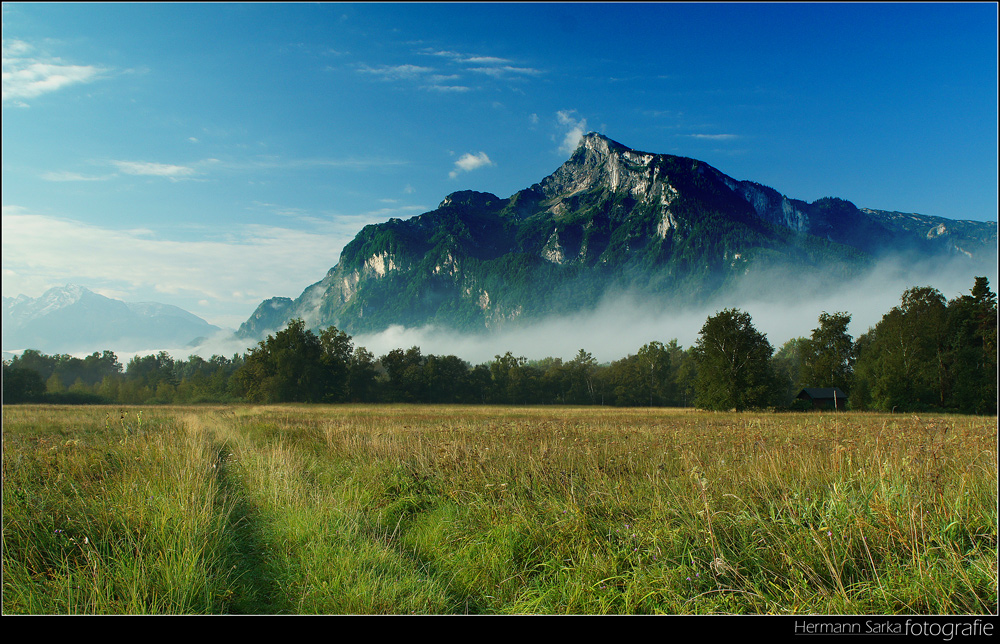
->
237, 132, 998, 339
239, 297, 294, 340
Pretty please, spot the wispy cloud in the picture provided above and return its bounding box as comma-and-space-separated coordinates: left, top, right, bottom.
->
111, 160, 199, 178
420, 49, 463, 59
449, 151, 494, 179
40, 171, 114, 182
356, 63, 435, 81
687, 133, 740, 141
462, 56, 512, 65
425, 83, 470, 93
360, 46, 545, 93
420, 50, 511, 66
0, 206, 376, 328
107, 155, 409, 180
556, 110, 588, 155
41, 159, 226, 183
467, 65, 543, 78
1, 39, 108, 106
423, 72, 471, 91
251, 201, 426, 227
239, 155, 409, 172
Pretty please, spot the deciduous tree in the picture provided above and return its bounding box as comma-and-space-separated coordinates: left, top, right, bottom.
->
693, 308, 777, 411
232, 319, 326, 403
801, 312, 855, 392
853, 286, 948, 411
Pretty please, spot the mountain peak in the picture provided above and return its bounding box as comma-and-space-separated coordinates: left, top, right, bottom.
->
233, 134, 997, 340
3, 286, 220, 353
573, 131, 627, 157
438, 190, 503, 210
577, 130, 609, 145
540, 131, 661, 200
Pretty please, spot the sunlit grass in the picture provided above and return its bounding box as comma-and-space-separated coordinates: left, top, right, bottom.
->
2, 406, 238, 614
3, 404, 995, 614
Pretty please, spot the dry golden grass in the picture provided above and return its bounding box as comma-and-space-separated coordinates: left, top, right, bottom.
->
3, 404, 996, 614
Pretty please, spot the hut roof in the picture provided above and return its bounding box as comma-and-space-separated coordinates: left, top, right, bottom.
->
798, 387, 848, 400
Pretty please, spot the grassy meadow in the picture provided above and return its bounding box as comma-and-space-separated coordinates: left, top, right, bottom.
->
2, 403, 996, 615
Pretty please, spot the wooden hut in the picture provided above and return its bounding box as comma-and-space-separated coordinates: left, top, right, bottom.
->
796, 387, 848, 411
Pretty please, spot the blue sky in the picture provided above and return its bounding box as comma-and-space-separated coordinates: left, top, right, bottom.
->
3, 2, 997, 332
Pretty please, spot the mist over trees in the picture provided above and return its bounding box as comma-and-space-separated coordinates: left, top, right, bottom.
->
4, 277, 996, 415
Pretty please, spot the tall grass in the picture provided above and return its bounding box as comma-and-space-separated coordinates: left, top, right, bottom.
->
3, 404, 995, 614
3, 406, 237, 613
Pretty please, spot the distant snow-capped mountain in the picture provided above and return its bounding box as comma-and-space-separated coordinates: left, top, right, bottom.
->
2, 285, 220, 354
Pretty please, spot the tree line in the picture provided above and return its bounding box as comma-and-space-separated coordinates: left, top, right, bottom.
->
3, 277, 996, 414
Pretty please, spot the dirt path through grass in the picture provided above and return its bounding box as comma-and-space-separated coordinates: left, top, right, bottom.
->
189, 407, 481, 614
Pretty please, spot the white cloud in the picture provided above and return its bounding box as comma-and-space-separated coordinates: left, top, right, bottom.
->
0, 206, 363, 328
419, 49, 540, 76
40, 171, 114, 182
461, 56, 512, 65
2, 39, 34, 57
420, 50, 512, 66
421, 49, 463, 59
40, 159, 220, 183
556, 110, 588, 155
382, 48, 545, 92
111, 160, 198, 178
1, 39, 107, 104
425, 84, 471, 93
449, 151, 494, 179
688, 133, 740, 141
467, 65, 543, 78
356, 63, 434, 80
